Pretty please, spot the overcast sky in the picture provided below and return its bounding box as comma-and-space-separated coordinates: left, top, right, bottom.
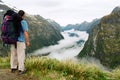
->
2, 0, 120, 26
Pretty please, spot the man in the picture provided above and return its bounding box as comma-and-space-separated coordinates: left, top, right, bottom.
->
10, 10, 30, 75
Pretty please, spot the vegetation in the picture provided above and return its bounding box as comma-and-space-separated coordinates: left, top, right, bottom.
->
78, 7, 120, 68
0, 57, 120, 80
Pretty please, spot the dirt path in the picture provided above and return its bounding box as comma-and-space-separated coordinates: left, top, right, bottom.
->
0, 69, 33, 80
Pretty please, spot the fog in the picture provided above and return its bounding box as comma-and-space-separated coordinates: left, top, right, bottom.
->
33, 29, 88, 60
33, 29, 109, 71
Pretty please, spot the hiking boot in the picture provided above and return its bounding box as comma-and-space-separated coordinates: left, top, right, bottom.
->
11, 68, 17, 73
18, 69, 26, 75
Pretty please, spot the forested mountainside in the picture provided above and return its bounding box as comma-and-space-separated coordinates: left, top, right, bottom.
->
78, 6, 120, 68
0, 0, 64, 56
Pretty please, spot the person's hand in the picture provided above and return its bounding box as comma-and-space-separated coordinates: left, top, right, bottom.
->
26, 42, 30, 47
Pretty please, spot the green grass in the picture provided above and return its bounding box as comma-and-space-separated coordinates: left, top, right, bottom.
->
0, 57, 120, 80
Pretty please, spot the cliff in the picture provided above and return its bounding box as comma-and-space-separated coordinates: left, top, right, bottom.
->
78, 6, 120, 68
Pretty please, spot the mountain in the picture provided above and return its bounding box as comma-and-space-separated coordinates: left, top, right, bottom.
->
78, 6, 120, 68
47, 19, 63, 32
0, 0, 64, 56
62, 19, 100, 33
112, 6, 120, 13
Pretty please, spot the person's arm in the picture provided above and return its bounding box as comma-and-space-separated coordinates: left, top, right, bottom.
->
21, 20, 30, 46
24, 31, 30, 46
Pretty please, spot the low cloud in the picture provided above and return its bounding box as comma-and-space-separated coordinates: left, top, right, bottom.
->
33, 30, 109, 71
33, 29, 89, 60
75, 57, 110, 71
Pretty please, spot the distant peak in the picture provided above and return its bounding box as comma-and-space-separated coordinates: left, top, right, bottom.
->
112, 6, 120, 13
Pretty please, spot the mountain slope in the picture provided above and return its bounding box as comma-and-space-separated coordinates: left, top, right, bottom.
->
78, 6, 120, 68
25, 15, 64, 53
0, 1, 64, 55
47, 19, 63, 32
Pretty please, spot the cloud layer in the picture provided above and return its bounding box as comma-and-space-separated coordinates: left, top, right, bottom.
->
33, 30, 89, 60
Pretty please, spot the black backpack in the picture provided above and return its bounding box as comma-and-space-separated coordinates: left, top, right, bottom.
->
1, 10, 22, 45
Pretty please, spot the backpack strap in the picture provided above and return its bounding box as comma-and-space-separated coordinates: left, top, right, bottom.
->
14, 42, 17, 49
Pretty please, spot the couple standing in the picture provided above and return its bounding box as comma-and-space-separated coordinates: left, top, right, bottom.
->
3, 10, 30, 75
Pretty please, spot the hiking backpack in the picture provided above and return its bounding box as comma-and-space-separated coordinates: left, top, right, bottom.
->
1, 15, 18, 44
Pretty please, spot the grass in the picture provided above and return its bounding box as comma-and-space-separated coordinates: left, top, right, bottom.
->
0, 57, 120, 80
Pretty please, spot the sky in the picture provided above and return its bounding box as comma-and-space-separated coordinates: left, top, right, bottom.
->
1, 0, 120, 26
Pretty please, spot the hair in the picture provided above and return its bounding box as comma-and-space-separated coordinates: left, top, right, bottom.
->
18, 10, 25, 17
3, 10, 15, 18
